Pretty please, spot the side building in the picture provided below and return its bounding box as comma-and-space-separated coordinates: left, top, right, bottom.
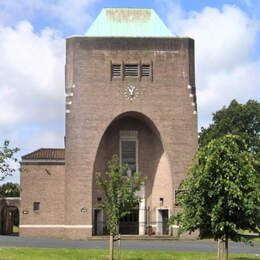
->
20, 8, 197, 239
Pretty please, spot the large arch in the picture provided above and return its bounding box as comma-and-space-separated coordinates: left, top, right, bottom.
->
92, 111, 173, 235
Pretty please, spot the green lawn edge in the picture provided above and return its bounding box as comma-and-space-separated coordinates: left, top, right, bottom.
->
0, 248, 258, 260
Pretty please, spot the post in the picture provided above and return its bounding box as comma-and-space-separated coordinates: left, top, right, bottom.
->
118, 234, 121, 260
109, 234, 114, 260
139, 184, 145, 235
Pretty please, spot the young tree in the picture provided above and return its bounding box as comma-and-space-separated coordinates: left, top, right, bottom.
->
96, 155, 144, 260
0, 140, 19, 181
175, 135, 259, 260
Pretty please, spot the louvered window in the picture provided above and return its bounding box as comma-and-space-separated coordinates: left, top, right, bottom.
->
124, 64, 139, 77
111, 62, 152, 80
141, 64, 150, 77
112, 64, 121, 77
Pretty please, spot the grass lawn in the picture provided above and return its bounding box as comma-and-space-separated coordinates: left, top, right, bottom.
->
0, 248, 258, 260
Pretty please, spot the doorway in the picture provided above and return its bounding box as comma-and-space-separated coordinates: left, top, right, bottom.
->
157, 209, 169, 235
1, 206, 19, 235
93, 209, 103, 235
119, 209, 139, 234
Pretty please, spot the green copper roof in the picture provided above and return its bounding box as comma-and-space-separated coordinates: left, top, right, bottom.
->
85, 8, 173, 37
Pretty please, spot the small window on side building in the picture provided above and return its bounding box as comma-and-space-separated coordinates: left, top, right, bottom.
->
33, 202, 40, 211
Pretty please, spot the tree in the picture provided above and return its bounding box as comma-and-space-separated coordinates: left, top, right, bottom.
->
96, 155, 144, 260
199, 99, 259, 153
199, 100, 260, 179
199, 99, 260, 230
0, 182, 20, 197
175, 135, 259, 260
0, 140, 19, 181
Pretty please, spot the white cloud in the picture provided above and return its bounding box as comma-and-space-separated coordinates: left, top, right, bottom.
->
0, 20, 66, 183
0, 21, 65, 125
198, 60, 260, 125
0, 0, 99, 33
163, 2, 260, 128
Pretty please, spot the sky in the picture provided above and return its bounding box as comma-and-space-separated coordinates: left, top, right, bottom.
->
0, 0, 259, 183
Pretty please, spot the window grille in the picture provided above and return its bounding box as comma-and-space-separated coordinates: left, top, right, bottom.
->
111, 64, 121, 77
141, 64, 150, 77
124, 64, 139, 77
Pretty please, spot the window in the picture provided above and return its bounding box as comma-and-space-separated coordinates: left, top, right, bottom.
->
111, 62, 153, 80
111, 64, 121, 78
124, 64, 139, 77
141, 64, 151, 77
120, 131, 138, 176
159, 197, 164, 206
33, 202, 40, 211
121, 141, 136, 174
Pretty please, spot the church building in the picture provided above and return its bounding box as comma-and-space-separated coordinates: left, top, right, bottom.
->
20, 8, 197, 239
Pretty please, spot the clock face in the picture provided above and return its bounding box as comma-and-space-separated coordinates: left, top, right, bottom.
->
124, 85, 139, 101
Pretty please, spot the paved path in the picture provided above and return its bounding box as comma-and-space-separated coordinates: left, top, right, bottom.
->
0, 236, 259, 254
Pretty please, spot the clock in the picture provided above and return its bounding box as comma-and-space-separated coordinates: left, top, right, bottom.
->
124, 85, 139, 101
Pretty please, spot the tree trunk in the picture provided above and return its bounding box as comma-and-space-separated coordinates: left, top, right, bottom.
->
109, 234, 114, 260
217, 239, 225, 260
217, 236, 228, 260
224, 235, 228, 260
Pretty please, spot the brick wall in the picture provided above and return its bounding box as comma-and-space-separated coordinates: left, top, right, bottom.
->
20, 164, 65, 238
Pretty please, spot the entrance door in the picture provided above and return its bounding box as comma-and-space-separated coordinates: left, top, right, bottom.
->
119, 209, 139, 234
157, 209, 169, 235
93, 209, 103, 235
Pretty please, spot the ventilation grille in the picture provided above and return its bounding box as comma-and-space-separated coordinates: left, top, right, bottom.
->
141, 64, 150, 77
112, 64, 121, 77
124, 64, 138, 77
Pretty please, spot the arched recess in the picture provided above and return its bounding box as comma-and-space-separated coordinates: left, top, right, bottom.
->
92, 111, 173, 235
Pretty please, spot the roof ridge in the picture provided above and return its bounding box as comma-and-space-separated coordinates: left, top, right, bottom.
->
22, 148, 65, 160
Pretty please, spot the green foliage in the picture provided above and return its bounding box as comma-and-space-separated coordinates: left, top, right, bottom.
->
199, 99, 260, 183
0, 182, 20, 197
96, 155, 145, 235
177, 135, 259, 242
199, 99, 259, 153
0, 140, 19, 181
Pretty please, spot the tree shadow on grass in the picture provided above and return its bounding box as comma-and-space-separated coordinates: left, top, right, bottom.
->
232, 257, 259, 260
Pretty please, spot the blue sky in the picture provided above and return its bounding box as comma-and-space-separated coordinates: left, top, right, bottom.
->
0, 0, 259, 183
